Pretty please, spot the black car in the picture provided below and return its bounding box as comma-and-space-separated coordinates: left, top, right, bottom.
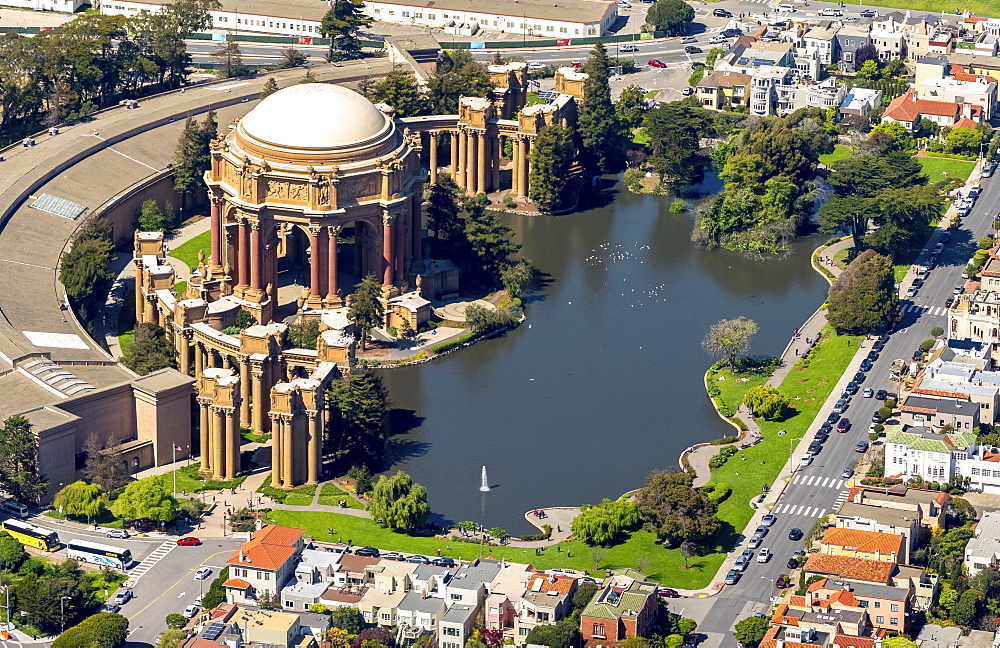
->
683, 634, 699, 647
875, 389, 887, 400
854, 372, 866, 383
432, 557, 457, 568
860, 359, 873, 372
712, 8, 732, 16
867, 350, 879, 361
808, 441, 823, 454
787, 558, 799, 569
721, 28, 742, 37
872, 340, 885, 351
354, 546, 380, 558
945, 297, 955, 308
788, 528, 803, 541
819, 422, 832, 434
815, 431, 829, 443
684, 45, 703, 54
872, 412, 884, 423
885, 392, 898, 402
912, 350, 924, 361
845, 381, 859, 395
827, 411, 840, 424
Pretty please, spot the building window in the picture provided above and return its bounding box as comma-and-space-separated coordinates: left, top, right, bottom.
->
451, 594, 462, 601
972, 468, 981, 475
876, 616, 884, 624
874, 602, 881, 608
890, 618, 899, 626
593, 624, 605, 639
388, 11, 394, 15
519, 628, 529, 636
428, 13, 435, 18
444, 627, 460, 637
402, 11, 409, 16
858, 601, 869, 608
891, 605, 899, 612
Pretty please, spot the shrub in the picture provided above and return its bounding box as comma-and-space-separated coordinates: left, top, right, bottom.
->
710, 436, 738, 446
703, 483, 731, 502
878, 406, 893, 420
624, 167, 645, 193
884, 399, 896, 409
520, 524, 552, 542
869, 432, 879, 442
669, 198, 686, 213
919, 338, 936, 351
52, 613, 128, 648
931, 326, 944, 337
708, 446, 738, 469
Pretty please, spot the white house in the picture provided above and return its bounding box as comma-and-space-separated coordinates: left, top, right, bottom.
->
224, 526, 305, 605
884, 426, 1000, 494
964, 511, 1000, 576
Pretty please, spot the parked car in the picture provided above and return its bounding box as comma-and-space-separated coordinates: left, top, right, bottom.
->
114, 589, 132, 605
570, 61, 582, 67
818, 7, 842, 15
815, 430, 829, 443
787, 557, 799, 569
855, 440, 870, 453
854, 372, 866, 383
863, 388, 874, 398
748, 534, 764, 549
658, 588, 681, 598
837, 417, 850, 433
721, 28, 742, 37
955, 284, 964, 295
912, 350, 924, 362
684, 45, 703, 54
860, 9, 877, 16
941, 231, 952, 243
382, 552, 405, 561
354, 546, 380, 557
945, 297, 955, 308
647, 59, 667, 68
775, 574, 792, 588
679, 36, 697, 44
799, 454, 813, 467
683, 634, 699, 648
528, 62, 545, 70
867, 350, 879, 362
106, 529, 129, 539
682, 87, 693, 96
885, 392, 897, 402
983, 163, 996, 178
755, 525, 769, 538
833, 399, 848, 414
725, 570, 742, 585
872, 412, 884, 424
194, 567, 212, 580
406, 554, 431, 564
712, 8, 732, 16
860, 359, 873, 372
708, 35, 729, 44
788, 528, 804, 541
844, 381, 858, 394
808, 441, 823, 455
734, 554, 750, 571
875, 389, 887, 400
100, 602, 121, 614
432, 557, 456, 568
757, 548, 771, 563
177, 537, 201, 546
762, 513, 776, 527
183, 605, 199, 619
842, 466, 854, 478
905, 285, 918, 298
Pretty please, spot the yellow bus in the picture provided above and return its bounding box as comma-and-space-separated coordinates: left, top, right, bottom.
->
1, 519, 59, 551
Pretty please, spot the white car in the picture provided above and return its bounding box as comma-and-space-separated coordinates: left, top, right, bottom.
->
106, 529, 129, 539
818, 8, 842, 16
194, 567, 212, 580
619, 44, 639, 52
527, 62, 545, 71
799, 454, 813, 467
757, 548, 771, 563
776, 3, 796, 11
194, 595, 203, 606
680, 36, 697, 44
183, 604, 199, 618
708, 35, 728, 44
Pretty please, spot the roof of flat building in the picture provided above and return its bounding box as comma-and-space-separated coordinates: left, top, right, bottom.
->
809, 578, 909, 601
367, 0, 616, 23
111, 0, 334, 21
803, 554, 894, 584
836, 502, 919, 528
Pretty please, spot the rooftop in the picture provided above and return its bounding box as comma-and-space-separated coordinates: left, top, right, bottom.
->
809, 578, 909, 602
836, 501, 919, 528
226, 525, 303, 571
966, 510, 1000, 561
364, 0, 617, 23
581, 580, 657, 621
820, 528, 904, 556
803, 554, 894, 583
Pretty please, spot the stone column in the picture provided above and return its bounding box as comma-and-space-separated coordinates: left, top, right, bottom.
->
250, 221, 262, 290
135, 277, 145, 325
212, 407, 226, 481
227, 407, 240, 480
198, 399, 211, 472
270, 414, 283, 488
451, 131, 460, 177
467, 132, 479, 193
382, 213, 394, 286
491, 133, 501, 192
239, 358, 251, 429
307, 411, 320, 485
429, 133, 439, 185
177, 332, 190, 375
252, 366, 265, 433
411, 195, 422, 272
144, 295, 155, 324
209, 197, 222, 268
238, 217, 250, 288
326, 226, 340, 303
521, 138, 531, 199
477, 131, 487, 195
194, 341, 203, 376
394, 215, 405, 284
308, 225, 322, 301
512, 137, 521, 198
282, 415, 294, 488
457, 130, 468, 189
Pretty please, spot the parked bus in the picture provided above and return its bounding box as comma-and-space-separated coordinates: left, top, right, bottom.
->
1, 519, 59, 551
67, 539, 133, 570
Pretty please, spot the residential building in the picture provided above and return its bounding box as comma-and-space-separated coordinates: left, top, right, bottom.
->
950, 286, 1000, 345
750, 65, 795, 115
803, 555, 895, 586
439, 604, 478, 648
807, 579, 911, 633
819, 528, 906, 563
224, 526, 305, 605
281, 549, 343, 611
834, 499, 921, 559
845, 485, 949, 529
231, 607, 304, 648
360, 588, 407, 628
486, 563, 536, 642
695, 71, 752, 110
515, 573, 579, 640
396, 590, 448, 637
902, 14, 944, 58
718, 42, 795, 75
186, 604, 318, 648
907, 371, 998, 426
898, 395, 980, 432
839, 88, 883, 120
884, 427, 974, 483
964, 511, 1000, 576
580, 580, 659, 644
802, 24, 839, 65
785, 77, 849, 114
443, 560, 501, 608
870, 12, 907, 60
361, 0, 618, 37
915, 56, 998, 119
766, 597, 874, 648
881, 89, 984, 131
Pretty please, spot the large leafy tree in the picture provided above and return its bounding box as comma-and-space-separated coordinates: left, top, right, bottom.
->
59, 220, 115, 322
733, 616, 770, 648
425, 177, 462, 242
525, 618, 580, 648
326, 369, 389, 462
615, 84, 647, 131
369, 68, 425, 117
578, 43, 622, 174
643, 100, 709, 188
210, 37, 248, 79
701, 317, 758, 371
864, 186, 942, 258
173, 110, 217, 202
112, 476, 179, 522
53, 481, 106, 520
121, 323, 176, 375
368, 470, 430, 531
320, 0, 373, 62
330, 607, 365, 634
528, 123, 576, 211
826, 249, 898, 334
635, 470, 719, 548
83, 432, 131, 494
0, 416, 48, 505
0, 531, 26, 572
645, 0, 694, 34
426, 50, 490, 115
743, 386, 790, 420
571, 498, 640, 546
347, 274, 385, 352
463, 198, 520, 283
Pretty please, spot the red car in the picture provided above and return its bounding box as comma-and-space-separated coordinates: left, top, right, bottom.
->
775, 574, 791, 589
657, 588, 680, 598
647, 59, 667, 68
177, 537, 202, 546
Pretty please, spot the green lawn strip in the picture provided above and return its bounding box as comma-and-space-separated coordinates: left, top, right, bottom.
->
833, 247, 851, 270
918, 156, 977, 183
710, 328, 862, 546
706, 367, 768, 417
318, 483, 365, 509
169, 230, 211, 272
45, 509, 123, 529
175, 280, 188, 300
267, 510, 711, 588
241, 429, 272, 444
118, 332, 133, 356
174, 463, 248, 493
88, 569, 127, 600
257, 476, 316, 505
871, 0, 994, 17
819, 144, 851, 167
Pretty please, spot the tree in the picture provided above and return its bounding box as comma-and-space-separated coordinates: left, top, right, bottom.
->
348, 464, 373, 495
278, 47, 307, 69
701, 317, 758, 371
635, 469, 719, 548
319, 0, 372, 61
368, 470, 431, 531
60, 220, 115, 322
173, 111, 217, 201
743, 386, 790, 420
501, 261, 533, 299
645, 0, 694, 34
112, 475, 179, 522
705, 47, 725, 68
351, 627, 394, 648
287, 318, 321, 349
210, 36, 248, 78
165, 613, 187, 629
579, 43, 622, 173
300, 69, 318, 84
51, 612, 128, 648
733, 616, 770, 647
854, 44, 879, 71
54, 481, 106, 520
572, 581, 599, 611
347, 274, 385, 352
865, 186, 942, 260
524, 618, 579, 648
571, 498, 640, 546
620, 638, 650, 648
615, 84, 647, 131
121, 323, 176, 375
882, 639, 917, 648
369, 68, 425, 117
137, 199, 168, 231
950, 589, 981, 627
83, 432, 130, 494
0, 531, 26, 572
528, 123, 575, 211
826, 250, 898, 334
260, 76, 279, 100
857, 59, 880, 80
464, 200, 520, 282
157, 628, 188, 648
950, 497, 977, 524
425, 177, 462, 240
0, 415, 48, 504
326, 370, 390, 462
944, 126, 985, 156
200, 567, 228, 611
426, 50, 490, 115
644, 101, 708, 189
464, 303, 515, 334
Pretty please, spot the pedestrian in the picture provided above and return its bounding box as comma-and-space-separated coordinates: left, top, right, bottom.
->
437, 549, 441, 556
742, 453, 746, 460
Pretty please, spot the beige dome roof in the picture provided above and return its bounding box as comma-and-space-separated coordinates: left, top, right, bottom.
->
239, 83, 390, 150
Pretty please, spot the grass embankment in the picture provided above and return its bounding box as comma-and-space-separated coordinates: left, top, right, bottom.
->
169, 230, 211, 272
818, 144, 851, 167
917, 156, 977, 183
266, 329, 861, 589
706, 367, 768, 418
258, 477, 317, 506
871, 0, 994, 17
318, 483, 365, 509
173, 463, 248, 493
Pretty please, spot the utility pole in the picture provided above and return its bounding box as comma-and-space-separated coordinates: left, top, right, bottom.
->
60, 595, 70, 635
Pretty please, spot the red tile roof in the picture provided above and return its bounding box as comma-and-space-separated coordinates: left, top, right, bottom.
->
225, 524, 303, 571
223, 578, 251, 589
820, 528, 904, 557
803, 555, 894, 583
526, 573, 576, 594
834, 635, 877, 648
251, 524, 304, 546
883, 89, 983, 124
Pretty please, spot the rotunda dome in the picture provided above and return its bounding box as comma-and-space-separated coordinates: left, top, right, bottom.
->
238, 83, 390, 151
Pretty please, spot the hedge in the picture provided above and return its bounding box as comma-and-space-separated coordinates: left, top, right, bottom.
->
52, 612, 128, 648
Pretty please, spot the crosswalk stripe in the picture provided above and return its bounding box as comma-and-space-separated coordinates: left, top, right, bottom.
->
803, 507, 813, 517
807, 475, 817, 486
128, 540, 175, 581
793, 474, 801, 484
820, 477, 829, 487
836, 480, 844, 489
818, 509, 827, 518
794, 505, 804, 515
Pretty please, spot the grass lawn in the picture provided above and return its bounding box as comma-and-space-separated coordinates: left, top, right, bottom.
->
241, 429, 272, 444
174, 463, 247, 493
819, 144, 851, 167
258, 476, 316, 505
918, 156, 977, 183
832, 247, 851, 270
865, 0, 994, 17
175, 280, 188, 300
705, 366, 769, 418
45, 509, 123, 529
169, 230, 211, 272
267, 510, 712, 588
318, 483, 365, 509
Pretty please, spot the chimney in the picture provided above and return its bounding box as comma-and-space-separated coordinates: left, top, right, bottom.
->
240, 550, 245, 562
963, 103, 973, 119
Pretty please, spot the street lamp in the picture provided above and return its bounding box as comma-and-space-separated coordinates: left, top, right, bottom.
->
59, 595, 71, 635
786, 437, 804, 477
